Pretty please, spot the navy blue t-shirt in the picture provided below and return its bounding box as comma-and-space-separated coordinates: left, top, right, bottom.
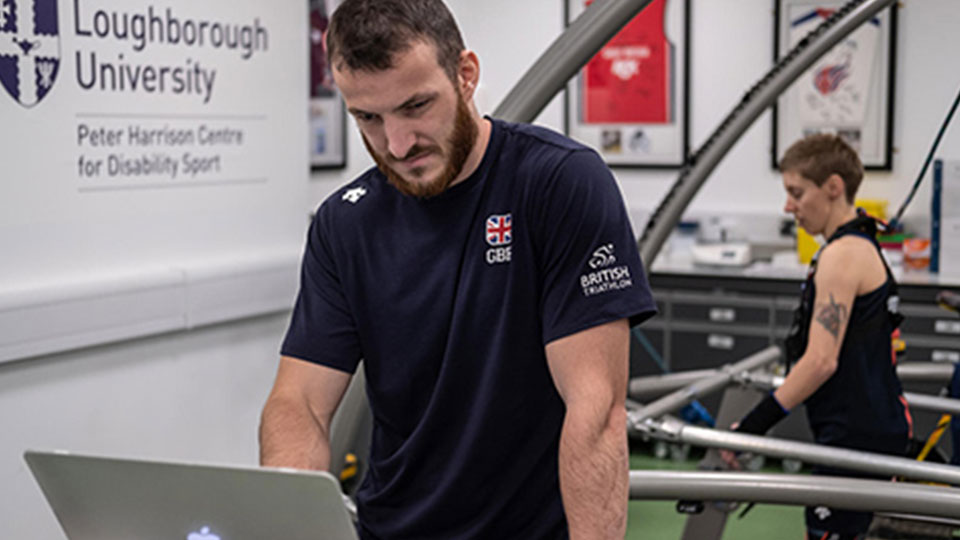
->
282, 118, 656, 540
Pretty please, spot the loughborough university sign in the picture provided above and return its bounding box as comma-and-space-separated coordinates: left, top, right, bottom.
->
0, 0, 304, 191
0, 0, 306, 289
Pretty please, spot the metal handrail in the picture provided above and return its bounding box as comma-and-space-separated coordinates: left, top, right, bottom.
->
628, 346, 781, 427
905, 392, 960, 416
738, 370, 960, 416
627, 369, 717, 401
898, 362, 955, 383
628, 369, 718, 400
629, 362, 957, 412
634, 416, 960, 486
629, 470, 960, 519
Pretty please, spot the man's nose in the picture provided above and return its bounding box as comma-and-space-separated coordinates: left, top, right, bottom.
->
384, 118, 416, 160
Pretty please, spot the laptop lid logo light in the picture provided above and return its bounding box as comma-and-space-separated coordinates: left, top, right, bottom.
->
187, 526, 221, 540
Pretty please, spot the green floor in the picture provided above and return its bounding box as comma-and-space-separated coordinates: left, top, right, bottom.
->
626, 446, 805, 540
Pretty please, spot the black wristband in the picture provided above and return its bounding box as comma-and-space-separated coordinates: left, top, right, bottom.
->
735, 394, 788, 435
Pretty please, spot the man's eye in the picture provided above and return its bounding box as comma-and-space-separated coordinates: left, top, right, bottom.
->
407, 99, 430, 112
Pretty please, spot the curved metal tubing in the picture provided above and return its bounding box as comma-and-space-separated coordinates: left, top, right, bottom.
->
631, 361, 956, 405
637, 416, 960, 486
629, 470, 960, 519
492, 0, 655, 123
905, 392, 960, 416
628, 369, 720, 400
328, 363, 371, 487
898, 362, 955, 383
628, 346, 780, 425
638, 0, 896, 264
739, 370, 960, 416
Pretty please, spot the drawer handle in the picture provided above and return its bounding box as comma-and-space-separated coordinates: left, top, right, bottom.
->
932, 350, 960, 363
935, 320, 960, 335
709, 308, 736, 323
707, 334, 735, 350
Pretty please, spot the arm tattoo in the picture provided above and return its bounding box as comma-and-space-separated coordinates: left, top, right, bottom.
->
814, 293, 848, 341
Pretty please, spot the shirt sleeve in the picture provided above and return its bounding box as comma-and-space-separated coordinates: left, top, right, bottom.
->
280, 206, 362, 373
534, 149, 657, 344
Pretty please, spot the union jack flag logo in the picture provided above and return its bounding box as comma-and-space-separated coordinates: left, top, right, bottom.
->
485, 213, 512, 246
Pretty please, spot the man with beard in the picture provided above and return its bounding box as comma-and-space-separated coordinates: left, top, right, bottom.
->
259, 1, 656, 538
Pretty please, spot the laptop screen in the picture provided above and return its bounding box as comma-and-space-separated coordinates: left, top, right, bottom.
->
25, 450, 359, 540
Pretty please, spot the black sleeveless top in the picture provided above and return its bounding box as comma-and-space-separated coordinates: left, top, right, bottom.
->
784, 214, 911, 456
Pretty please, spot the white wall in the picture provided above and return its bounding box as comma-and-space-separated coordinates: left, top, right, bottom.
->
1, 313, 286, 539
2, 0, 308, 535
312, 0, 960, 232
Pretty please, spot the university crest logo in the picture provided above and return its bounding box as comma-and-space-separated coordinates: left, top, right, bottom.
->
0, 0, 60, 108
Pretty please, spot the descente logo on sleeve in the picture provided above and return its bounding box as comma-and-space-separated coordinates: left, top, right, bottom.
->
341, 186, 367, 204
580, 243, 632, 296
485, 213, 512, 265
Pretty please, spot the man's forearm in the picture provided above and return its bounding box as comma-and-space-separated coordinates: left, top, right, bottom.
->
558, 406, 628, 540
259, 394, 331, 471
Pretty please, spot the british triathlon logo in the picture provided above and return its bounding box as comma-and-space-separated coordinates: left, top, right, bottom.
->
485, 213, 512, 265
580, 243, 632, 297
0, 0, 60, 108
588, 243, 617, 269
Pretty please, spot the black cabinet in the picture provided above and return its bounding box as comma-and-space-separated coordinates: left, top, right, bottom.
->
629, 326, 666, 378
670, 330, 770, 369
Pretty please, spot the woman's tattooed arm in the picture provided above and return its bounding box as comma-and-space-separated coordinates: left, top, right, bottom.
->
815, 292, 848, 341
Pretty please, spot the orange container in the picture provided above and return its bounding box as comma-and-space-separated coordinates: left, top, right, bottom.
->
903, 238, 931, 270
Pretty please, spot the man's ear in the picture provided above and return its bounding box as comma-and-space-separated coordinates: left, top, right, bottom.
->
457, 50, 480, 99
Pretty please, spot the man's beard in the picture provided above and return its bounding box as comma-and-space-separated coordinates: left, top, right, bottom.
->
363, 94, 478, 199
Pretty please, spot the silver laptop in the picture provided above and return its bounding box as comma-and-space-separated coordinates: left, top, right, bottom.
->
24, 450, 359, 540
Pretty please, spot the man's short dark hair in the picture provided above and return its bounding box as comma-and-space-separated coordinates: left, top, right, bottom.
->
327, 0, 466, 82
779, 133, 863, 203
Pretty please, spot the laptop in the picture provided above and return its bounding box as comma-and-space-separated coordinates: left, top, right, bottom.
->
24, 450, 359, 540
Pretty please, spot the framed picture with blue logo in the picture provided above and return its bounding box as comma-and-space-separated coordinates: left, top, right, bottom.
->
309, 0, 346, 170
773, 0, 897, 170
563, 0, 691, 168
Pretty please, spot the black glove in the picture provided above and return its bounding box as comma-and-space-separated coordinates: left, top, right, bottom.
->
735, 393, 789, 435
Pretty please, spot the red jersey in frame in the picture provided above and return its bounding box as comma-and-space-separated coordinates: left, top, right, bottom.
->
582, 0, 673, 124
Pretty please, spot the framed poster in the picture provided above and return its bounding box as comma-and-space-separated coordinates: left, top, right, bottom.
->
564, 0, 690, 168
309, 0, 346, 170
773, 0, 897, 170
